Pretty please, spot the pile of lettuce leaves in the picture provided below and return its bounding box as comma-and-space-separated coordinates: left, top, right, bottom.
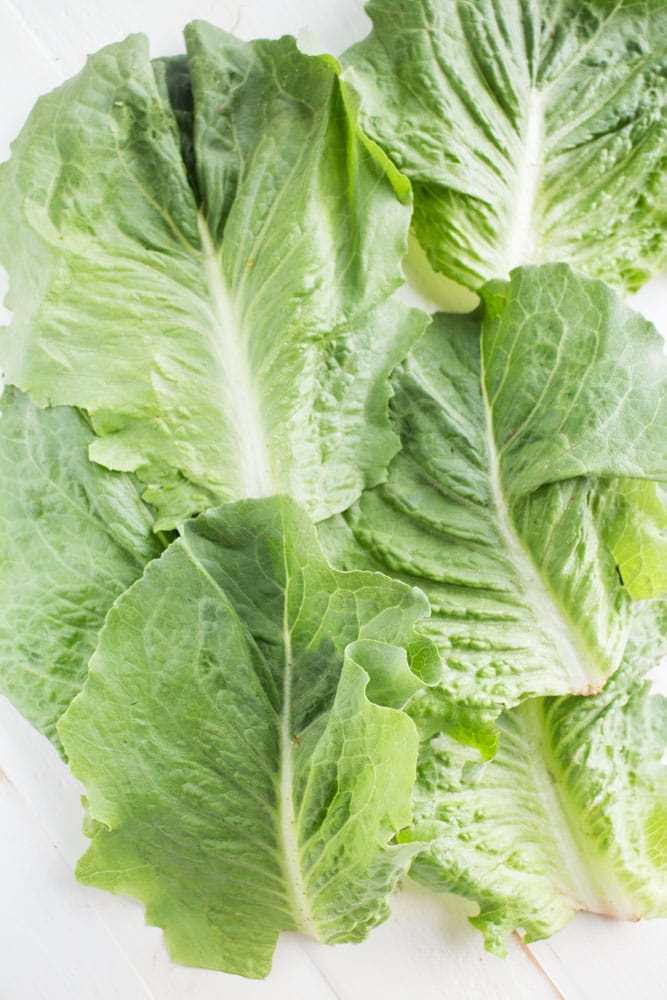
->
1, 2, 666, 980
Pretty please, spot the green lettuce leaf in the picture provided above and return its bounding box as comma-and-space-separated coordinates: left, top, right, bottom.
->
59, 496, 439, 978
601, 478, 667, 599
0, 388, 162, 748
401, 599, 667, 953
344, 0, 667, 291
319, 264, 667, 748
0, 23, 426, 531
152, 55, 198, 197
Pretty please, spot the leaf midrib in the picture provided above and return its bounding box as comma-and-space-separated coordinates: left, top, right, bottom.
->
503, 86, 545, 272
480, 352, 605, 692
520, 699, 635, 918
277, 521, 318, 937
197, 215, 274, 500
500, 0, 629, 275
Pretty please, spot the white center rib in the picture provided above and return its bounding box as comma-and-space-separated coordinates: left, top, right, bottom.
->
278, 588, 318, 938
197, 215, 274, 498
481, 382, 604, 693
504, 87, 545, 273
521, 700, 633, 918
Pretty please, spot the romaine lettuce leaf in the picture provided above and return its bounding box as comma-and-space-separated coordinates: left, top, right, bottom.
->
601, 478, 667, 599
59, 495, 439, 978
0, 23, 426, 531
319, 265, 667, 748
0, 388, 162, 748
344, 0, 667, 291
401, 599, 667, 953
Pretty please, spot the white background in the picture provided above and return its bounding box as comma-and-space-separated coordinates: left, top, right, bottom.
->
0, 2, 666, 998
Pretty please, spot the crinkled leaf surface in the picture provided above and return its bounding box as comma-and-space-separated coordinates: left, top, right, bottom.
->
401, 600, 667, 954
0, 388, 161, 748
601, 478, 667, 599
319, 265, 667, 749
344, 0, 667, 291
0, 22, 425, 530
59, 496, 437, 978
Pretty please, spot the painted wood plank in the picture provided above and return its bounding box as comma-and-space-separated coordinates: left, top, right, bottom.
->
0, 767, 155, 1000
302, 883, 563, 1000
0, 0, 63, 127
531, 915, 667, 1000
5, 0, 370, 75
630, 272, 667, 340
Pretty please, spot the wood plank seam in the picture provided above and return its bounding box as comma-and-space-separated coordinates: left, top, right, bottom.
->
1, 0, 65, 78
517, 933, 568, 1000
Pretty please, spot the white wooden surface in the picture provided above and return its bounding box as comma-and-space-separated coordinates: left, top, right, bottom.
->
1, 2, 666, 997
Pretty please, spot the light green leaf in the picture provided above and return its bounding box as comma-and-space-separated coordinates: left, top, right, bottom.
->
601, 479, 667, 599
0, 24, 425, 531
59, 496, 436, 978
402, 599, 667, 953
0, 388, 162, 748
319, 265, 667, 745
344, 0, 667, 291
